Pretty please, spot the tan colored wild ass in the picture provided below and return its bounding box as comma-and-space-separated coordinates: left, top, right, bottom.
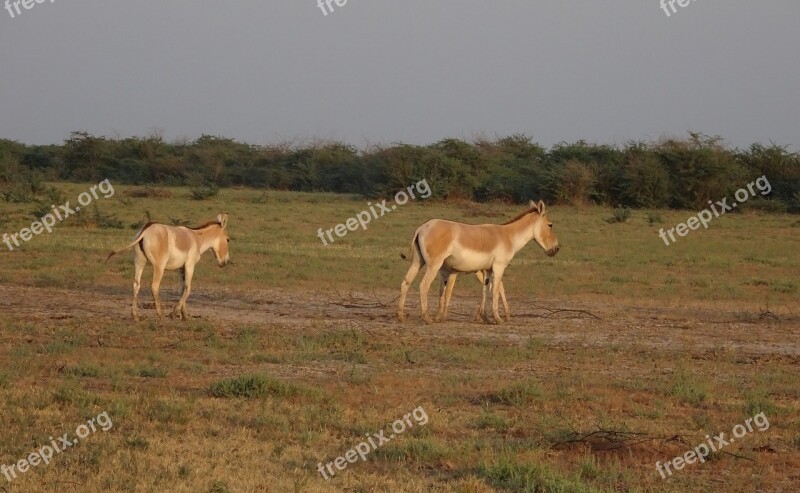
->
397, 201, 559, 324
107, 213, 231, 321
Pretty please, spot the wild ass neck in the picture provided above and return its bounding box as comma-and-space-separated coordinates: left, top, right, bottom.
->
501, 211, 539, 253
191, 225, 220, 253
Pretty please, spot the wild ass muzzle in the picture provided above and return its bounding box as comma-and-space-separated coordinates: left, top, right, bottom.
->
397, 200, 558, 324
106, 213, 231, 321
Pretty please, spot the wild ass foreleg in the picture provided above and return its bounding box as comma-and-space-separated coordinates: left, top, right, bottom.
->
171, 268, 185, 319
499, 280, 510, 322
475, 271, 490, 322
173, 264, 194, 321
435, 272, 448, 322
436, 272, 457, 322
489, 265, 506, 324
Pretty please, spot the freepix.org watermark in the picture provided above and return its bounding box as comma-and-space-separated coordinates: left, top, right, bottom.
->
317, 405, 428, 480
660, 0, 698, 18
4, 0, 55, 19
655, 412, 769, 479
317, 0, 348, 16
317, 179, 431, 246
2, 179, 115, 252
1, 411, 113, 483
658, 175, 771, 246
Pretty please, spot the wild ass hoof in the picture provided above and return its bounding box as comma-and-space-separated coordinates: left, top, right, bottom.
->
422, 314, 434, 324
397, 312, 406, 322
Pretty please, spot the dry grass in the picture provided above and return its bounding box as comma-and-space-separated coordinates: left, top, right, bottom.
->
0, 184, 798, 492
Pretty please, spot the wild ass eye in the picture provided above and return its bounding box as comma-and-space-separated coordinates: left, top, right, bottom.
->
548, 224, 553, 229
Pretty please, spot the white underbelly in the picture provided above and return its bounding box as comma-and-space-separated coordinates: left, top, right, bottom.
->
442, 250, 493, 273
166, 253, 189, 270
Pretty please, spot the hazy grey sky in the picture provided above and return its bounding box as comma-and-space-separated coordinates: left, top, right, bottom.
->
1, 1, 798, 149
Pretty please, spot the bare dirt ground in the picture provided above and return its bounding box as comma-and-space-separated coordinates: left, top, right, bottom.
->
2, 283, 797, 359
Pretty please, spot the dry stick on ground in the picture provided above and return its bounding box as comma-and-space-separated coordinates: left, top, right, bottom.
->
551, 428, 688, 452
759, 308, 781, 323
550, 415, 688, 452
328, 285, 395, 309
718, 450, 756, 462
95, 338, 188, 350
515, 306, 601, 320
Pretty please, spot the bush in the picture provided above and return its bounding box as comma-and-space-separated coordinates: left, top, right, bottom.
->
73, 204, 125, 229
606, 207, 632, 224
646, 212, 663, 225
556, 160, 596, 206
189, 181, 219, 200
621, 148, 670, 208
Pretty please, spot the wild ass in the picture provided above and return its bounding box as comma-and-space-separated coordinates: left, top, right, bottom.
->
106, 213, 231, 321
397, 201, 559, 324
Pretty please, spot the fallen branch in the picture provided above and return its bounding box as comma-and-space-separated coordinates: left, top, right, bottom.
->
515, 307, 600, 320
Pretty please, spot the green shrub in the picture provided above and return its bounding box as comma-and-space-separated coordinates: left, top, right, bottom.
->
209, 374, 316, 399
606, 207, 631, 224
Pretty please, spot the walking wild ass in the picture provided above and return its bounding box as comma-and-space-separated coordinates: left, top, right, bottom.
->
107, 213, 231, 321
397, 201, 559, 324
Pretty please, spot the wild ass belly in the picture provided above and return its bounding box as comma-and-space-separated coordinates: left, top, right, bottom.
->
165, 252, 190, 270
441, 250, 494, 273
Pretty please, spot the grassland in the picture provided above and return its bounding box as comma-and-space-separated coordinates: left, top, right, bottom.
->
0, 184, 798, 492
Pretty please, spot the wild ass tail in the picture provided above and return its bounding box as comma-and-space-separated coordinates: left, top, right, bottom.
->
105, 223, 152, 262
399, 230, 424, 265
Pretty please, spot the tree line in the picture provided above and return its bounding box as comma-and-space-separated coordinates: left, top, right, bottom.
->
1, 131, 798, 212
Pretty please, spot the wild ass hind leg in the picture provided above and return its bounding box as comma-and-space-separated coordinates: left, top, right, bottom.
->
150, 263, 166, 319
397, 253, 423, 322
418, 259, 445, 324
131, 250, 146, 322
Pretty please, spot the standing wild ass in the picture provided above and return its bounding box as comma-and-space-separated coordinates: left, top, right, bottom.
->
106, 213, 231, 321
397, 201, 559, 324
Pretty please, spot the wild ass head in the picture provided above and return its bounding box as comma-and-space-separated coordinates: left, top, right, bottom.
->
529, 200, 559, 257
210, 213, 231, 267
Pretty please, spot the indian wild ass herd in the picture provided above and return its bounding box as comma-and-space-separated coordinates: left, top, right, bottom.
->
107, 201, 560, 324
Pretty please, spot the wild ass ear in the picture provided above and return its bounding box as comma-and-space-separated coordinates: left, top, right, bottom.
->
217, 213, 229, 229
537, 200, 546, 215
528, 200, 537, 211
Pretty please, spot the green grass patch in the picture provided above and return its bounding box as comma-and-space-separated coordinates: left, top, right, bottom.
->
209, 374, 319, 399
